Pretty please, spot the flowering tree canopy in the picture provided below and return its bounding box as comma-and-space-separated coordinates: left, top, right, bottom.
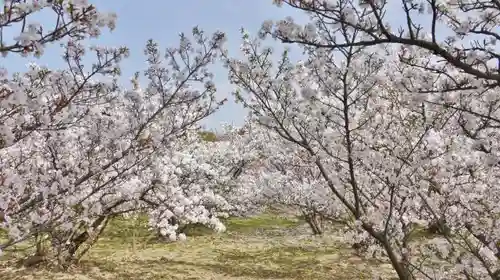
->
1, 1, 500, 279
222, 1, 500, 278
0, 0, 235, 267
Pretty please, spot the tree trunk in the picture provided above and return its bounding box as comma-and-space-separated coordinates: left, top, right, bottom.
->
304, 212, 323, 235
57, 215, 109, 269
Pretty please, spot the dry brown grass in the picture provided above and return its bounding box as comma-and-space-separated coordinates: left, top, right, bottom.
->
0, 215, 395, 279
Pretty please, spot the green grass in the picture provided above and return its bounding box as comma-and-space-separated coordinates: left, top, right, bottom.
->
224, 214, 300, 232
101, 214, 302, 241
0, 214, 395, 279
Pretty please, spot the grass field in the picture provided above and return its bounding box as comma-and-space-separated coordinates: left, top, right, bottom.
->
0, 214, 396, 279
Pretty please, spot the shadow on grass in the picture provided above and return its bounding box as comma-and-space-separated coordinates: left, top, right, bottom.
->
78, 242, 374, 279
214, 245, 358, 278
171, 260, 323, 279
81, 258, 330, 279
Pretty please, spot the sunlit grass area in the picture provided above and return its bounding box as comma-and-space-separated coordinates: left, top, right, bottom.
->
0, 214, 396, 279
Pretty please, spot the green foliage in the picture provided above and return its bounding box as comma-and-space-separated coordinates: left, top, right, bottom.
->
179, 223, 215, 236
103, 214, 152, 240
199, 131, 217, 142
224, 214, 300, 233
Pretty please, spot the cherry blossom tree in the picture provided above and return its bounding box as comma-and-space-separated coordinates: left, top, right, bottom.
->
228, 123, 336, 235
258, 1, 500, 279
224, 6, 500, 277
205, 122, 271, 217
1, 0, 117, 57
268, 0, 499, 87
0, 0, 233, 268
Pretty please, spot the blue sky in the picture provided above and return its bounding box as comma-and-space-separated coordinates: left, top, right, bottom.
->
2, 1, 445, 130
2, 0, 309, 130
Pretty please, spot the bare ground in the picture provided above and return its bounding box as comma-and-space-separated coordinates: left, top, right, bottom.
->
0, 215, 395, 279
